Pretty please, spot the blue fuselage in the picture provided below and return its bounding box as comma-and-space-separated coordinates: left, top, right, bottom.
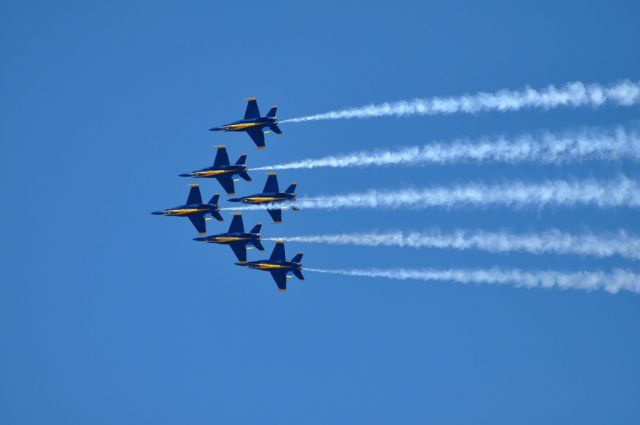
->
227, 192, 295, 205
179, 164, 247, 179
236, 259, 302, 273
193, 231, 260, 246
151, 202, 217, 217
212, 116, 276, 133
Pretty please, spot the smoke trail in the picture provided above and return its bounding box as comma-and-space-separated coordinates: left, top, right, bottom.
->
252, 125, 640, 171
265, 229, 640, 260
281, 80, 640, 123
222, 176, 640, 211
306, 267, 640, 294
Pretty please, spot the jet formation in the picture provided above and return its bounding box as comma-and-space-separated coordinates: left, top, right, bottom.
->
154, 98, 304, 291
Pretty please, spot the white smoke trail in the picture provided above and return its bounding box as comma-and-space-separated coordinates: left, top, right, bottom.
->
222, 176, 640, 211
252, 125, 640, 171
306, 267, 640, 294
281, 80, 640, 123
265, 229, 640, 260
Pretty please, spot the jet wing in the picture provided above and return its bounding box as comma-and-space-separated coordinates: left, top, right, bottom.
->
263, 174, 279, 193
186, 185, 203, 205
188, 214, 207, 234
244, 98, 260, 119
213, 146, 230, 167
216, 174, 236, 195
228, 214, 245, 233
269, 241, 286, 261
269, 271, 287, 291
267, 208, 282, 224
229, 242, 247, 263
247, 128, 265, 148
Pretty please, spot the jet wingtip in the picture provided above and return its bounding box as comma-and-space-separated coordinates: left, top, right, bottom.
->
246, 97, 256, 101
190, 183, 199, 188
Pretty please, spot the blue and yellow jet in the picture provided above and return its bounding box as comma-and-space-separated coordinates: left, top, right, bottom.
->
192, 213, 264, 263
179, 146, 251, 195
235, 241, 304, 291
151, 184, 223, 234
209, 98, 282, 149
228, 173, 297, 224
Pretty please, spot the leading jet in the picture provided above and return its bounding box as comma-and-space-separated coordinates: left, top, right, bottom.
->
151, 184, 223, 234
228, 173, 297, 224
209, 98, 282, 149
193, 213, 264, 263
179, 146, 251, 195
235, 241, 304, 292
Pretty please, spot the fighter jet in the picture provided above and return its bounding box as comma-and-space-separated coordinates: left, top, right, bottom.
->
151, 184, 223, 234
209, 98, 282, 149
192, 213, 264, 263
179, 146, 251, 195
235, 241, 304, 292
228, 173, 297, 224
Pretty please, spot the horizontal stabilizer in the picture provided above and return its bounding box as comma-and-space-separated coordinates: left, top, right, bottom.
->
210, 210, 224, 222
270, 124, 282, 134
252, 240, 265, 251
235, 154, 248, 165
285, 183, 296, 194
239, 171, 252, 181
250, 223, 262, 234
291, 253, 303, 263
266, 106, 277, 118
208, 194, 220, 206
292, 269, 304, 281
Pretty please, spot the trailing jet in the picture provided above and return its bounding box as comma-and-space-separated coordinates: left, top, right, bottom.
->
179, 146, 251, 195
192, 213, 264, 263
235, 241, 304, 292
228, 173, 297, 224
151, 184, 223, 234
209, 98, 282, 149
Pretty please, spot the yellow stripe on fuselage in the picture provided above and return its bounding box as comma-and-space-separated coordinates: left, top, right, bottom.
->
194, 170, 230, 177
253, 263, 289, 270
243, 197, 285, 204
225, 122, 261, 131
166, 208, 208, 216
214, 236, 248, 243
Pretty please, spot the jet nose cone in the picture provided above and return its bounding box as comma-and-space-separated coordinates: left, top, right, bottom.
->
228, 198, 240, 202
234, 262, 248, 267
193, 236, 207, 241
179, 173, 193, 177
151, 211, 164, 215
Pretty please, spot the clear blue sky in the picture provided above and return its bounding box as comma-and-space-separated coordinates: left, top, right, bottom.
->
1, 1, 639, 424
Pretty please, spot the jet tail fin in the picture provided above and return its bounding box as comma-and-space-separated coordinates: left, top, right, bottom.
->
270, 124, 282, 135
292, 269, 305, 281
235, 154, 247, 166
266, 106, 277, 118
285, 183, 297, 194
250, 223, 262, 234
291, 252, 303, 263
